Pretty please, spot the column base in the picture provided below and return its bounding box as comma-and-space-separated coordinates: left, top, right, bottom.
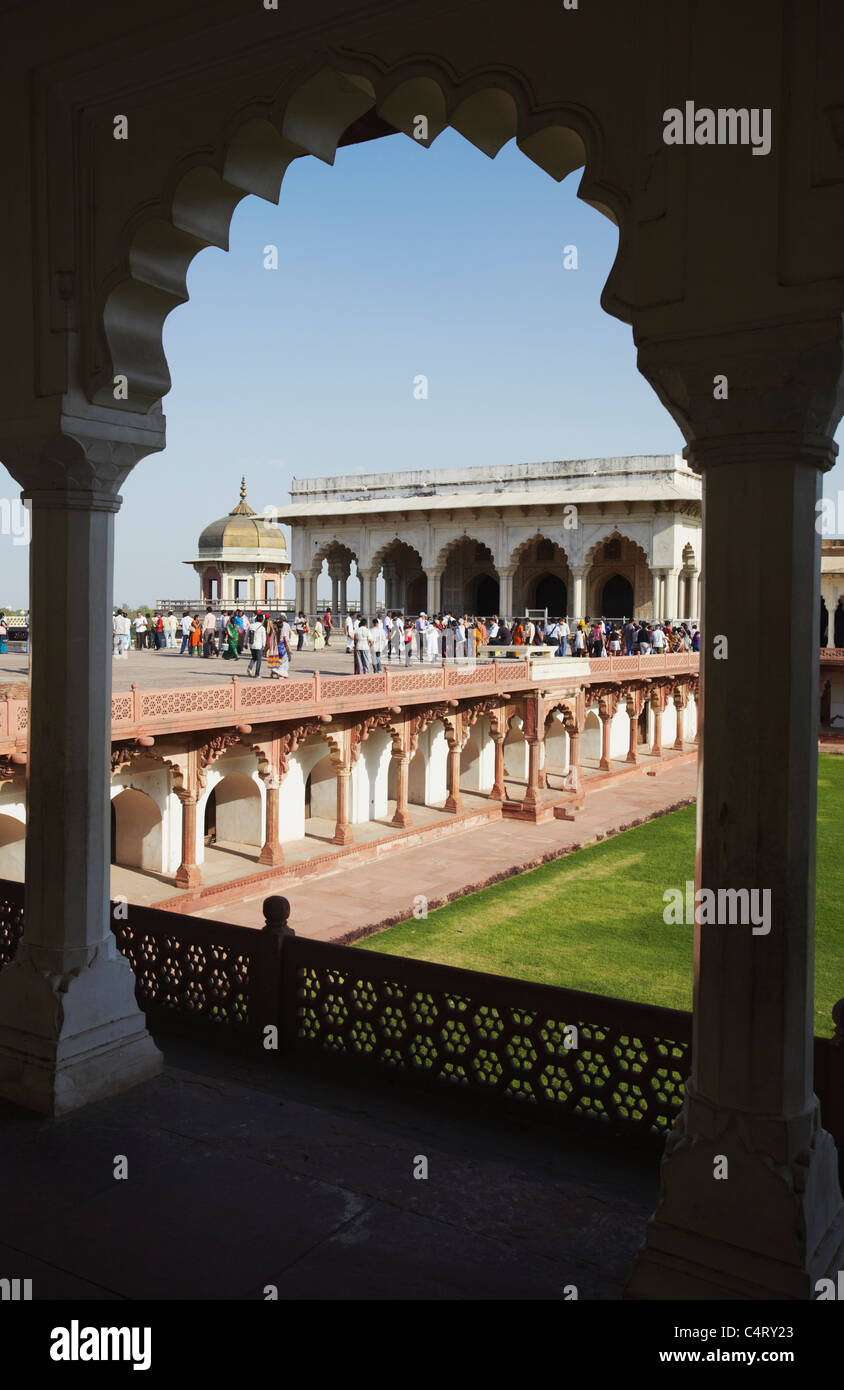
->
333, 824, 353, 845
258, 842, 284, 866
627, 751, 639, 764
626, 1098, 844, 1301
391, 810, 413, 828
443, 796, 462, 814
0, 946, 162, 1116
175, 863, 201, 889
488, 785, 505, 801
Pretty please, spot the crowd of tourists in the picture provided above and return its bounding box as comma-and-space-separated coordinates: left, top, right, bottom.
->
110, 605, 701, 677
111, 608, 302, 678
344, 611, 700, 672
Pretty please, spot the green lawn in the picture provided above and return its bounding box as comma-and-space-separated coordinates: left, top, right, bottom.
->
357, 754, 844, 1037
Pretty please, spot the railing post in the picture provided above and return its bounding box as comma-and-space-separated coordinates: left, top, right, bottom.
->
0, 695, 8, 741
493, 656, 499, 684
261, 895, 296, 1049
131, 682, 141, 725
313, 669, 320, 703
385, 666, 391, 696
231, 675, 239, 713
441, 656, 447, 690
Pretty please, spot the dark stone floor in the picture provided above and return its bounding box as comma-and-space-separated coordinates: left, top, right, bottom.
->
0, 1027, 659, 1300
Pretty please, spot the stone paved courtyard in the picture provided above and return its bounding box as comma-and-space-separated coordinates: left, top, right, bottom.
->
0, 1024, 658, 1300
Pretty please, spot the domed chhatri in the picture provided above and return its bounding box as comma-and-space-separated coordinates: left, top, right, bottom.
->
185, 477, 290, 607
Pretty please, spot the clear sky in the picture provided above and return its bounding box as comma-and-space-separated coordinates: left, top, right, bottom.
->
1, 126, 842, 608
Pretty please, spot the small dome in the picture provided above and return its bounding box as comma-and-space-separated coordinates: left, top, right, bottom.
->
196, 478, 288, 558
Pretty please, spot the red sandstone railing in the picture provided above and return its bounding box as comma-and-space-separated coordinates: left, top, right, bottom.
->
0, 879, 841, 1147
820, 647, 844, 661
1, 655, 706, 749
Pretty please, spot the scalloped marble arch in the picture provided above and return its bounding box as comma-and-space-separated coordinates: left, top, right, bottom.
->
95, 61, 621, 414
506, 531, 571, 572
582, 527, 650, 568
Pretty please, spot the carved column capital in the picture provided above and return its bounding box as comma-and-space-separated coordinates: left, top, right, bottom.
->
636, 317, 844, 473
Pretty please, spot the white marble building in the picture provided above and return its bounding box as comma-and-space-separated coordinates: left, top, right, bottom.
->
275, 455, 702, 620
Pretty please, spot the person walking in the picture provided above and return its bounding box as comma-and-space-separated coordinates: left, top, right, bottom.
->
202, 608, 217, 657
313, 617, 326, 651
221, 614, 239, 660
323, 608, 332, 646
133, 611, 147, 650
354, 616, 374, 673
415, 611, 428, 662
247, 615, 267, 677
370, 616, 385, 672
189, 615, 202, 655
179, 611, 192, 654
295, 611, 308, 651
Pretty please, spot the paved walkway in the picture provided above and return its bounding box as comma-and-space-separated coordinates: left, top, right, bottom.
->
0, 1027, 657, 1299
200, 757, 698, 940
0, 645, 481, 691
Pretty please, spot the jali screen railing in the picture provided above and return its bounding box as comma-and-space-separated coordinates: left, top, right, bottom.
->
0, 879, 840, 1147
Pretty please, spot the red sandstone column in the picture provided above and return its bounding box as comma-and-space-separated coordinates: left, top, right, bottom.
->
175, 794, 201, 888
599, 699, 614, 772
650, 695, 663, 759
567, 726, 581, 787
444, 742, 463, 814
391, 752, 412, 828
333, 767, 353, 845
489, 733, 505, 800
673, 695, 686, 751
626, 692, 641, 764
523, 738, 541, 809
259, 779, 284, 865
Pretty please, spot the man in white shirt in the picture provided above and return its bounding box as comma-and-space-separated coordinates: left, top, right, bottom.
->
652, 624, 667, 653
133, 612, 148, 651
202, 608, 217, 658
345, 612, 355, 653
556, 617, 571, 655
415, 611, 428, 663
247, 617, 267, 677
179, 612, 192, 654
354, 618, 373, 673
488, 616, 500, 642
370, 617, 386, 672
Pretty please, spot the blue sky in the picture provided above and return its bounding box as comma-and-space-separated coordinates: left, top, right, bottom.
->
1, 126, 842, 607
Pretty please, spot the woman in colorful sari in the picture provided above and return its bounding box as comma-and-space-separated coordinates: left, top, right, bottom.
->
511, 620, 525, 646
312, 618, 326, 651
221, 615, 240, 660
266, 620, 282, 678
189, 616, 203, 654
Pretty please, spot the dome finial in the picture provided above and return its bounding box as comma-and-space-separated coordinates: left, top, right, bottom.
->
240, 475, 247, 502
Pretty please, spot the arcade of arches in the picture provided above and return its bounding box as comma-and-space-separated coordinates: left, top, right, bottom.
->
0, 680, 699, 887
3, 0, 844, 1303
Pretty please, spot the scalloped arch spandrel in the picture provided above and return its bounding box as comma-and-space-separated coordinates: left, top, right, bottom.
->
81, 53, 629, 414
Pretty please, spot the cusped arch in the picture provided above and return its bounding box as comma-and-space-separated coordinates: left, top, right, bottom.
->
435, 533, 497, 573
506, 532, 570, 571
583, 529, 650, 569
93, 60, 621, 411
369, 537, 424, 576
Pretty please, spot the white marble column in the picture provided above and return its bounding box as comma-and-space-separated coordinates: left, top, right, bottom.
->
498, 570, 513, 621
570, 567, 587, 622
295, 575, 305, 613
0, 437, 162, 1114
651, 568, 662, 620
665, 568, 679, 620
424, 568, 441, 615
628, 327, 844, 1301
339, 572, 348, 616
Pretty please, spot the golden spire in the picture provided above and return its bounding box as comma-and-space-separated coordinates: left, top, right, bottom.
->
240, 475, 247, 501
